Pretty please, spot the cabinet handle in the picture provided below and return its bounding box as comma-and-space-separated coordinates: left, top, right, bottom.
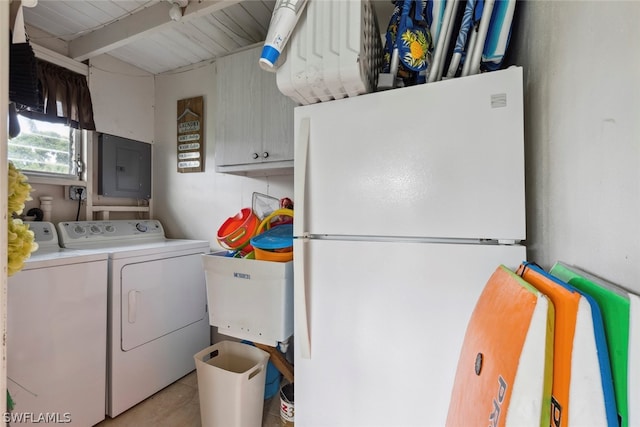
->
252, 153, 259, 159
262, 152, 269, 159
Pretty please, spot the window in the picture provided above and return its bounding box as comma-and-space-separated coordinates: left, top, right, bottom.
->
8, 114, 82, 178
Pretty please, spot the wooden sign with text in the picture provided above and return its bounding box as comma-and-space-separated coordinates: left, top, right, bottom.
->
177, 96, 204, 173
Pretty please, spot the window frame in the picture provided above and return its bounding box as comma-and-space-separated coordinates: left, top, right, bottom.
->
16, 42, 91, 186
8, 113, 85, 184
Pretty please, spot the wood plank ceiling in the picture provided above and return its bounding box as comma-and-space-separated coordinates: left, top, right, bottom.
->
21, 0, 277, 74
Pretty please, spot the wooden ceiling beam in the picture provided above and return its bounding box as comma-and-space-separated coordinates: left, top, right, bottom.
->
69, 0, 242, 62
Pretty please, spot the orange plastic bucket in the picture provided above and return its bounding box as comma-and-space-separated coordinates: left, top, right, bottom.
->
254, 246, 293, 262
252, 211, 294, 262
217, 208, 259, 250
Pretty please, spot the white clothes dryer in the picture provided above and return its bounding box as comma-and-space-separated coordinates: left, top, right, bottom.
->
7, 222, 108, 426
57, 220, 210, 418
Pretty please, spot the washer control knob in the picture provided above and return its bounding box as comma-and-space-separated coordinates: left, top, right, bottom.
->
90, 225, 102, 234
74, 225, 85, 235
105, 225, 115, 233
136, 223, 148, 232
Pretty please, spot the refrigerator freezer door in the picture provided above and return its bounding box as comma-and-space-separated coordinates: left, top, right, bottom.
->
293, 238, 526, 426
294, 66, 525, 241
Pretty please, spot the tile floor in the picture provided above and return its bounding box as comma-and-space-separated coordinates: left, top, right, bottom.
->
95, 370, 284, 427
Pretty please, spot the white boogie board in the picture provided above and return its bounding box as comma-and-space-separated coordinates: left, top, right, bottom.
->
517, 262, 618, 427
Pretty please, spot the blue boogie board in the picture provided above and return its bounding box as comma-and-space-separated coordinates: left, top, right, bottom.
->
517, 262, 618, 427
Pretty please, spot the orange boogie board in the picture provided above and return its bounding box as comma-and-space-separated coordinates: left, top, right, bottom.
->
517, 262, 618, 427
446, 265, 554, 427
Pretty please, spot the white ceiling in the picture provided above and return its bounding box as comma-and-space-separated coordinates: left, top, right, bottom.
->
23, 0, 278, 74
20, 0, 394, 75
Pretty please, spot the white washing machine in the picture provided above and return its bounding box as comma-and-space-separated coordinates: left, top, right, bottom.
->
57, 220, 210, 418
7, 222, 108, 426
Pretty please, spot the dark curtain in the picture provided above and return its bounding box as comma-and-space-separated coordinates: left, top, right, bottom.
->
31, 59, 96, 130
10, 50, 97, 131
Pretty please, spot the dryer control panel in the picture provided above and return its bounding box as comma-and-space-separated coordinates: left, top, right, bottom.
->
58, 220, 165, 248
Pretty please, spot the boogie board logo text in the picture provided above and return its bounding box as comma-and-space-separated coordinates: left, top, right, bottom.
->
551, 396, 562, 427
488, 375, 508, 427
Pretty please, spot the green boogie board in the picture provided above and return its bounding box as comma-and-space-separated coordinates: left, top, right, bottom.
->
550, 262, 630, 427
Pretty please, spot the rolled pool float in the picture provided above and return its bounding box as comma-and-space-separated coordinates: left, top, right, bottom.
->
259, 0, 309, 72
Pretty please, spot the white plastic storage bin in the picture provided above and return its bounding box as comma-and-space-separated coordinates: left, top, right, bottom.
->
202, 252, 293, 346
276, 0, 382, 104
194, 341, 269, 427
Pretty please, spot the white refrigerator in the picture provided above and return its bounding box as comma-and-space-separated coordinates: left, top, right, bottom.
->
292, 66, 527, 426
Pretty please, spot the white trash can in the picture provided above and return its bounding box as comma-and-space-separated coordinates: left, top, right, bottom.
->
194, 341, 270, 427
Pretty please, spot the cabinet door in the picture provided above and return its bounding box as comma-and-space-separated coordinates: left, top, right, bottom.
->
215, 47, 262, 167
260, 57, 295, 163
215, 46, 296, 174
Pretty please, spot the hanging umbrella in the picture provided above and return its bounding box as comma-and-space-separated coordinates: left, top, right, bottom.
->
9, 2, 40, 110
426, 0, 448, 45
445, 0, 476, 78
379, 0, 432, 89
426, 0, 459, 83
461, 0, 495, 76
9, 36, 40, 109
446, 0, 516, 77
481, 0, 517, 71
8, 102, 20, 138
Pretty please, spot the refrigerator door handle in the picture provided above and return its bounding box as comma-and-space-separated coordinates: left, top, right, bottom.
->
294, 117, 310, 238
294, 117, 312, 359
294, 239, 312, 359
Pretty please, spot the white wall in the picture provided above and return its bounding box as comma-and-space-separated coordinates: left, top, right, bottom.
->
89, 55, 155, 143
22, 54, 156, 223
17, 1, 640, 296
21, 48, 294, 239
88, 55, 155, 219
151, 2, 640, 294
22, 184, 76, 223
153, 61, 293, 245
511, 1, 640, 291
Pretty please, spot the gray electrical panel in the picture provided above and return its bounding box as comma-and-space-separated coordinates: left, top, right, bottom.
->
98, 133, 151, 199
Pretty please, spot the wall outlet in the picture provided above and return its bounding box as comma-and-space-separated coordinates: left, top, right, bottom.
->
69, 185, 87, 201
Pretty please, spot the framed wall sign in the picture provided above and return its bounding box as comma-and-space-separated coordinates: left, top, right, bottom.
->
177, 96, 204, 173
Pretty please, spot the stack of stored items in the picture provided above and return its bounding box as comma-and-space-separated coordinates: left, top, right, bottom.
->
378, 0, 517, 89
197, 193, 295, 426
215, 193, 293, 261
275, 0, 383, 104
265, 0, 518, 100
203, 193, 294, 347
447, 261, 636, 427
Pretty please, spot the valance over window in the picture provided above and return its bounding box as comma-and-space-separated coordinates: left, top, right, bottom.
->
32, 59, 96, 130
9, 5, 96, 132
10, 41, 96, 131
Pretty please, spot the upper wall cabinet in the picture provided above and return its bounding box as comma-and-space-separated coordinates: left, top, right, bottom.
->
215, 45, 296, 175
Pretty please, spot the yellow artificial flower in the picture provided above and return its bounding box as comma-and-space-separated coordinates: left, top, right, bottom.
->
8, 219, 38, 277
8, 162, 32, 215
7, 162, 37, 276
